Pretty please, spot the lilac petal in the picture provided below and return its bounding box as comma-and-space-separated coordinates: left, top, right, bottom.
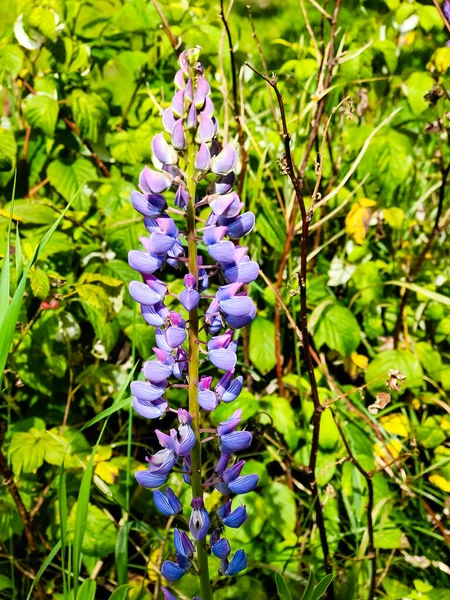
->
224, 260, 259, 284
154, 489, 182, 516
215, 283, 242, 301
155, 328, 172, 352
128, 250, 162, 274
135, 469, 169, 488
217, 410, 242, 435
215, 371, 234, 397
141, 302, 169, 327
221, 505, 248, 528
219, 296, 255, 317
174, 184, 188, 209
212, 538, 231, 559
180, 288, 200, 311
212, 117, 219, 136
209, 349, 237, 371
173, 424, 196, 456
220, 431, 253, 453
177, 408, 192, 425
207, 330, 233, 350
157, 216, 178, 237
194, 77, 211, 107
208, 241, 236, 263
149, 232, 176, 255
139, 167, 172, 194
227, 474, 259, 494
143, 360, 173, 384
198, 113, 214, 142
147, 447, 176, 471
143, 273, 167, 296
199, 375, 213, 390
222, 376, 243, 403
202, 96, 214, 118
185, 78, 194, 103
162, 107, 177, 134
225, 309, 256, 329
172, 90, 185, 118
208, 314, 224, 334
129, 280, 164, 305
174, 529, 195, 558
186, 103, 198, 130
162, 588, 178, 600
131, 191, 166, 217
174, 69, 186, 90
225, 549, 247, 575
198, 389, 218, 411
165, 326, 186, 348
223, 212, 256, 239
209, 192, 239, 217
211, 144, 238, 175
143, 217, 159, 234
153, 347, 174, 364
173, 348, 188, 380
184, 273, 196, 288
203, 225, 227, 246
155, 430, 174, 449
133, 397, 167, 419
171, 119, 186, 150
215, 453, 231, 475
215, 172, 235, 195
131, 380, 166, 401
222, 460, 245, 483
161, 560, 186, 582
189, 499, 210, 541
152, 133, 177, 165
195, 142, 211, 171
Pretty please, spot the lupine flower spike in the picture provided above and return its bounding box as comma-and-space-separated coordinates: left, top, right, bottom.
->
128, 47, 258, 599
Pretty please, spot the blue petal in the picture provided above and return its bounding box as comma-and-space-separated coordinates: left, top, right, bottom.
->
224, 261, 259, 284
132, 397, 167, 419
161, 560, 187, 582
211, 538, 231, 559
225, 549, 247, 575
227, 474, 259, 494
131, 380, 166, 402
220, 431, 253, 454
209, 349, 237, 371
128, 250, 162, 274
221, 506, 248, 528
135, 470, 169, 488
153, 488, 182, 516
129, 280, 164, 305
143, 360, 173, 384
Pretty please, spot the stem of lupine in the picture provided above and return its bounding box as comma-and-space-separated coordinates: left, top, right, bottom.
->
186, 130, 213, 599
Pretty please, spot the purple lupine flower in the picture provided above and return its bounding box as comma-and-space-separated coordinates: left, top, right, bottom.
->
189, 497, 210, 541
128, 47, 259, 590
153, 487, 183, 516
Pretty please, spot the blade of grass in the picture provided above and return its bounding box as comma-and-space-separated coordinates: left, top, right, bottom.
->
73, 420, 108, 598
76, 578, 96, 600
25, 540, 62, 600
14, 223, 23, 282
59, 467, 69, 598
109, 585, 133, 600
0, 173, 16, 331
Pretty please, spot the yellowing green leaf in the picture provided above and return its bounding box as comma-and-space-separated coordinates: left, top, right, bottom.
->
29, 268, 50, 299
380, 413, 410, 437
23, 94, 59, 137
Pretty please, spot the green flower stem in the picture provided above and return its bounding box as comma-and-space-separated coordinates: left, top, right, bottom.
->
186, 133, 213, 600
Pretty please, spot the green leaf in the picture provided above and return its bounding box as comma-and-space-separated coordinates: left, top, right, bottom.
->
314, 304, 361, 357
365, 350, 423, 393
47, 158, 97, 205
109, 585, 132, 600
29, 268, 50, 299
9, 429, 46, 474
301, 572, 315, 600
263, 482, 296, 539
76, 579, 97, 600
3, 200, 57, 224
311, 574, 334, 600
387, 280, 450, 307
405, 72, 435, 115
0, 575, 14, 591
115, 521, 131, 586
0, 128, 17, 172
68, 89, 108, 142
275, 572, 292, 600
23, 94, 59, 137
0, 45, 23, 78
249, 317, 276, 374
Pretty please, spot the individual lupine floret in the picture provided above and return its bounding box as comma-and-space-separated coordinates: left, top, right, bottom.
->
217, 501, 248, 528
215, 370, 243, 403
179, 273, 200, 311
210, 529, 231, 559
197, 376, 218, 411
189, 497, 210, 541
161, 555, 190, 582
221, 549, 247, 576
135, 446, 176, 488
153, 487, 183, 516
174, 529, 195, 558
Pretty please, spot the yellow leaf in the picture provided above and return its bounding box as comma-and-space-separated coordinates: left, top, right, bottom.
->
428, 47, 450, 73
147, 549, 162, 583
351, 352, 369, 369
374, 438, 403, 460
380, 413, 410, 437
384, 207, 405, 229
345, 201, 373, 244
429, 474, 450, 493
358, 197, 376, 208
94, 461, 119, 484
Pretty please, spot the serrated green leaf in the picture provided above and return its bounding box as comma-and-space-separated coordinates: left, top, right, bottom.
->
9, 429, 46, 474
29, 268, 50, 299
23, 94, 59, 137
68, 89, 108, 142
29, 7, 59, 42
47, 158, 96, 205
314, 304, 361, 357
250, 317, 276, 374
0, 45, 23, 78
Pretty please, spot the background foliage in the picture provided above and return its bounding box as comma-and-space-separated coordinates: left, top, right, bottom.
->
1, 0, 450, 599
